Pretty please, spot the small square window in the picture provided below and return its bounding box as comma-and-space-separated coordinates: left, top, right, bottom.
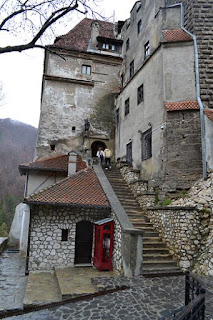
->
125, 98, 130, 116
137, 20, 142, 34
126, 38, 129, 51
62, 229, 69, 241
130, 60, 134, 78
72, 126, 76, 131
137, 84, 144, 105
102, 43, 109, 50
82, 65, 91, 75
144, 41, 150, 59
50, 144, 55, 151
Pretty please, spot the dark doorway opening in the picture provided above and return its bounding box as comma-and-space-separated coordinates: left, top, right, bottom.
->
75, 220, 93, 264
91, 141, 106, 158
126, 141, 132, 165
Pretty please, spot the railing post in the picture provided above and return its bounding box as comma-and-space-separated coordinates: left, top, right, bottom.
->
185, 270, 190, 306
200, 288, 206, 320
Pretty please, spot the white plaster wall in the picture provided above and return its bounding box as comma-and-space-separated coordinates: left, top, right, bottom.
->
116, 48, 165, 176
163, 43, 197, 102
8, 203, 30, 255
27, 172, 66, 196
36, 52, 121, 158
205, 116, 213, 170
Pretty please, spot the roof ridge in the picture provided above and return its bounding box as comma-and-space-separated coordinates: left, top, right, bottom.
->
19, 153, 68, 167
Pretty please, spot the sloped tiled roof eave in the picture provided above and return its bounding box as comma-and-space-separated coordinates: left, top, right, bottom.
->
162, 29, 193, 43
19, 154, 87, 175
24, 169, 110, 208
165, 100, 199, 111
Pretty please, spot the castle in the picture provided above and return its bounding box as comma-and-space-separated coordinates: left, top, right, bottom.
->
11, 0, 213, 275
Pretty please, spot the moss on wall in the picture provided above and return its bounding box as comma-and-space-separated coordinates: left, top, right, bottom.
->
91, 93, 116, 137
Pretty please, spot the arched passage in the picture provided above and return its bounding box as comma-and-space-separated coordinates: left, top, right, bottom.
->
91, 141, 106, 158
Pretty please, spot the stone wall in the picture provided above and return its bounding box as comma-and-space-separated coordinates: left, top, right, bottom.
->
112, 211, 122, 272
117, 164, 156, 210
117, 163, 213, 276
146, 206, 211, 270
29, 205, 122, 271
162, 110, 202, 191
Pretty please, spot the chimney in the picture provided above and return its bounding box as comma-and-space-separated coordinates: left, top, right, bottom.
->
90, 21, 100, 50
68, 151, 77, 176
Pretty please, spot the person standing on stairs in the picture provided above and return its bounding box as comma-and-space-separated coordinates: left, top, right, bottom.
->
104, 148, 112, 170
97, 147, 104, 165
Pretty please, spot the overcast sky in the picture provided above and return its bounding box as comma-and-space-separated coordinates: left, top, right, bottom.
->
0, 0, 136, 128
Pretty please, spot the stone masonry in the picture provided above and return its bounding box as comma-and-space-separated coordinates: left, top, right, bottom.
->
29, 205, 122, 271
117, 163, 213, 275
162, 110, 202, 191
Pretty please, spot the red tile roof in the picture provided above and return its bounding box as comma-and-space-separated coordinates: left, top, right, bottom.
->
204, 109, 213, 122
53, 18, 115, 52
19, 154, 87, 175
162, 29, 192, 42
165, 100, 199, 111
24, 169, 109, 208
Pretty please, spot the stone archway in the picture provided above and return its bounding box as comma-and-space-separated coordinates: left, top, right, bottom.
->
91, 141, 106, 158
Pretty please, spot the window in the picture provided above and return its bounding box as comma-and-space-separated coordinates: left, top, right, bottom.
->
116, 109, 119, 125
62, 229, 69, 241
120, 74, 124, 89
126, 38, 129, 51
102, 43, 109, 50
130, 60, 134, 78
125, 98, 130, 116
126, 141, 132, 165
72, 126, 76, 131
144, 41, 150, 59
102, 43, 116, 51
50, 144, 55, 151
141, 128, 152, 161
137, 84, 144, 105
81, 65, 91, 75
137, 20, 142, 34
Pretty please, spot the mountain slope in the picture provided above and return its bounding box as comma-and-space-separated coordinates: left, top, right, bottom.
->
0, 118, 37, 234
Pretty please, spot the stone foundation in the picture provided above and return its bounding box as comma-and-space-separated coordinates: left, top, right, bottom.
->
117, 164, 156, 210
147, 206, 211, 271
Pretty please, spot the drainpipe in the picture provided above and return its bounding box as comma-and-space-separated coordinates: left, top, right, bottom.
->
166, 2, 207, 179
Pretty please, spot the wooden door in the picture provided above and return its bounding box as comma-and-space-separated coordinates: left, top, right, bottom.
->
75, 220, 93, 264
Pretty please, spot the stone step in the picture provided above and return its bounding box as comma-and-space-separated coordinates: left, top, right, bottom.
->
142, 231, 159, 237
133, 226, 157, 232
143, 260, 178, 268
143, 253, 174, 261
132, 221, 154, 227
143, 241, 168, 248
105, 167, 180, 275
143, 247, 170, 254
142, 267, 183, 277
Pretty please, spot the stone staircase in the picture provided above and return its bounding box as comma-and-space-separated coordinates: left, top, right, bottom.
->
104, 167, 182, 277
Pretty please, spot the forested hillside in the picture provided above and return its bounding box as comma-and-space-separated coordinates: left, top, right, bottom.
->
0, 118, 37, 235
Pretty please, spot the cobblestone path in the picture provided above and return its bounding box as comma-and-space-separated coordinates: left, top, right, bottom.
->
1, 252, 212, 320
0, 251, 28, 311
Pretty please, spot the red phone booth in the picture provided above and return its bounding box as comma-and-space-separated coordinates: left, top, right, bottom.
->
93, 218, 114, 271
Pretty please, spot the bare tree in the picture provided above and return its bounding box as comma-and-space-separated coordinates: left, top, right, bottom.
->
0, 0, 101, 54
